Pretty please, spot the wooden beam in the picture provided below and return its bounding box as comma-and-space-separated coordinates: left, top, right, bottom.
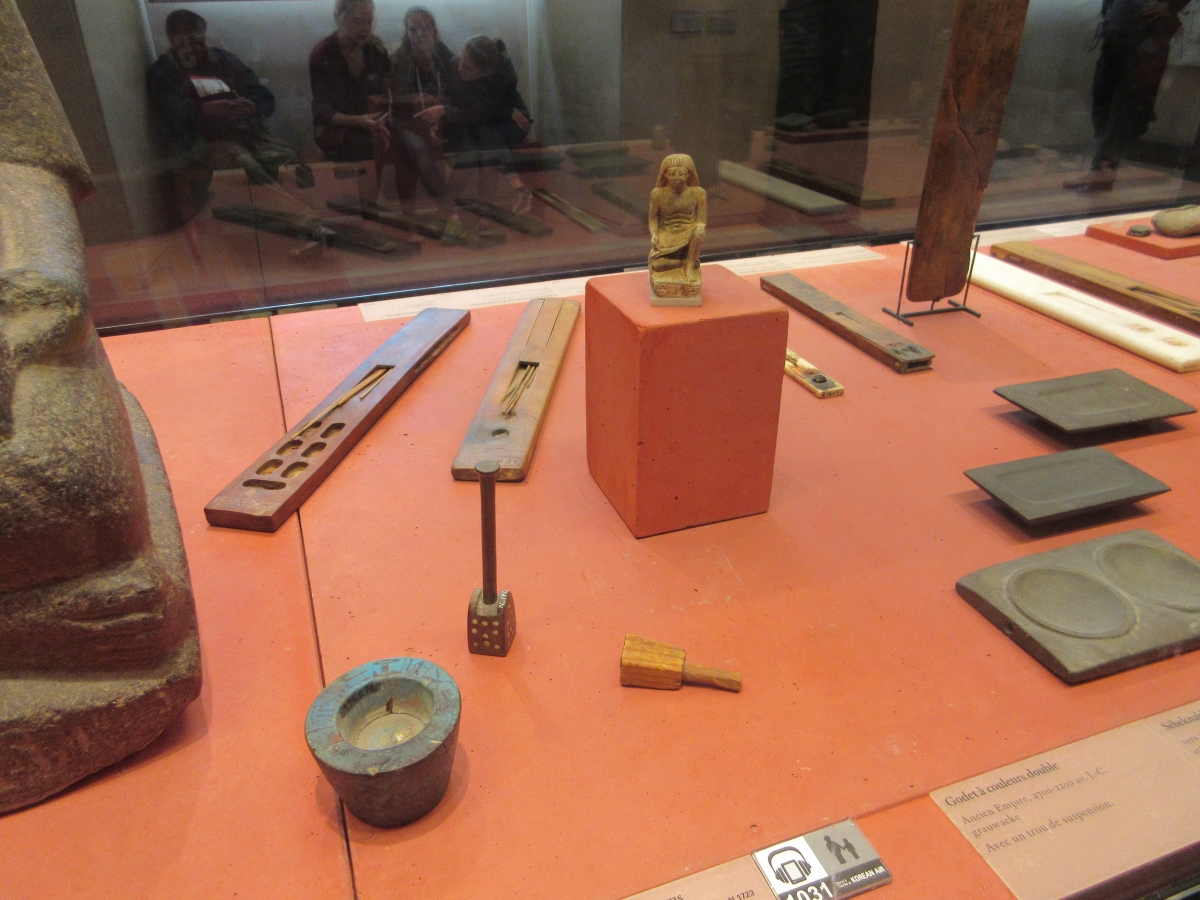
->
906, 0, 1032, 302
991, 241, 1200, 334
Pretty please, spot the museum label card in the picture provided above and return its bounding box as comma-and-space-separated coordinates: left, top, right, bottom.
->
623, 821, 890, 900
932, 699, 1200, 900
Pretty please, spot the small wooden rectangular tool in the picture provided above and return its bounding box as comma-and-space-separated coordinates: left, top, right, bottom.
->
620, 635, 742, 692
785, 349, 843, 397
762, 273, 934, 374
991, 241, 1200, 334
206, 307, 470, 532
452, 297, 580, 482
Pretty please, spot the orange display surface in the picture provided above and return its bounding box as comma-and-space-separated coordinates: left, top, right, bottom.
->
1086, 218, 1200, 260
4, 241, 1200, 900
0, 320, 353, 900
585, 265, 789, 537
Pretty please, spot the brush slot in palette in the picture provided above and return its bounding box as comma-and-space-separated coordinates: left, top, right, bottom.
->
206, 307, 470, 532
994, 368, 1196, 432
963, 446, 1168, 526
957, 530, 1200, 683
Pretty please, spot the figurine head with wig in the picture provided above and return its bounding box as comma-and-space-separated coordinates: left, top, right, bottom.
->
657, 154, 699, 194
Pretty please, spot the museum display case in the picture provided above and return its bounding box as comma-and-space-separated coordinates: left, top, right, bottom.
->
10, 0, 1200, 330
5, 0, 1200, 898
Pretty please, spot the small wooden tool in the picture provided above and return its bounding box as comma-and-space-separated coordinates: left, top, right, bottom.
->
785, 349, 843, 397
453, 297, 580, 482
991, 241, 1200, 335
468, 460, 517, 656
620, 635, 741, 692
205, 308, 469, 532
762, 273, 933, 374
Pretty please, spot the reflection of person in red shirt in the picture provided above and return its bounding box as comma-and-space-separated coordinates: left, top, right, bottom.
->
146, 9, 302, 185
308, 0, 391, 162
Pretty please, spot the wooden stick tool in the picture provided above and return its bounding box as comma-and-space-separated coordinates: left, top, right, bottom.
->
785, 349, 843, 397
468, 460, 517, 656
620, 635, 742, 692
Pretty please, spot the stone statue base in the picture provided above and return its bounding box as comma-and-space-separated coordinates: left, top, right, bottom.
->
0, 388, 202, 815
650, 277, 702, 307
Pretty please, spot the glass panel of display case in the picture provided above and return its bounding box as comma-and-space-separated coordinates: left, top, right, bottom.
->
15, 0, 1200, 330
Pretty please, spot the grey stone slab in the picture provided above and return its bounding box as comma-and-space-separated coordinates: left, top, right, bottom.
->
994, 369, 1196, 433
964, 447, 1169, 525
956, 530, 1200, 683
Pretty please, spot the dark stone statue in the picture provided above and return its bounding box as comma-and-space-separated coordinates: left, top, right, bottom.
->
0, 0, 201, 814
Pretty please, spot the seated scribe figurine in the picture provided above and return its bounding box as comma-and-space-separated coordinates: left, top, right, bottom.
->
147, 9, 304, 186
648, 154, 706, 301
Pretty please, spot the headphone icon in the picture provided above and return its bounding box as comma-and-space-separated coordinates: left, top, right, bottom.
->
767, 847, 813, 885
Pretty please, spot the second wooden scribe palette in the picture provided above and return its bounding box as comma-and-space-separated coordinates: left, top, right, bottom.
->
206, 308, 470, 532
452, 297, 580, 481
762, 273, 934, 373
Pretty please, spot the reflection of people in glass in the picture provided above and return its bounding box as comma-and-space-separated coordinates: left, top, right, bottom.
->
648, 154, 707, 297
414, 36, 533, 208
1067, 0, 1194, 191
309, 0, 391, 162
146, 10, 301, 185
385, 7, 453, 200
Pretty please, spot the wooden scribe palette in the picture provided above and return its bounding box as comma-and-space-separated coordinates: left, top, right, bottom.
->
785, 349, 843, 397
452, 297, 580, 481
762, 273, 934, 373
206, 308, 470, 532
991, 241, 1200, 334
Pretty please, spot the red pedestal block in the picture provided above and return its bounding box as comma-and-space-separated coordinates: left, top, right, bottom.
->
585, 264, 789, 537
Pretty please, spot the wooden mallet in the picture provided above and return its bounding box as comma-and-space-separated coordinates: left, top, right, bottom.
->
620, 635, 741, 692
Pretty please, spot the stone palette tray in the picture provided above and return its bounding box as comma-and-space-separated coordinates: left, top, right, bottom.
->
956, 530, 1200, 683
994, 368, 1196, 433
963, 446, 1169, 526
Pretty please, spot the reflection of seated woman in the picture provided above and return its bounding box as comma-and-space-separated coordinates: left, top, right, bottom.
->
414, 35, 532, 204
385, 6, 453, 200
309, 0, 391, 162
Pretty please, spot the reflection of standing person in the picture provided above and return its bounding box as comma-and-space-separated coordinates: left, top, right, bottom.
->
1066, 0, 1194, 191
147, 10, 301, 185
309, 0, 391, 162
386, 7, 453, 200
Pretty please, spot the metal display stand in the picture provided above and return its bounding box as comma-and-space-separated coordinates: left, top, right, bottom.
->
885, 235, 983, 325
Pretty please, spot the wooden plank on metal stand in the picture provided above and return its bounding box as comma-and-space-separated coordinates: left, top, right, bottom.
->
205, 308, 470, 532
762, 273, 934, 373
991, 241, 1200, 334
452, 297, 580, 482
905, 0, 1032, 302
